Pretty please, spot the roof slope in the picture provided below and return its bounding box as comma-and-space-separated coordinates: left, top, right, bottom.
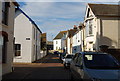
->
16, 7, 42, 33
54, 31, 67, 40
68, 29, 77, 38
88, 3, 120, 16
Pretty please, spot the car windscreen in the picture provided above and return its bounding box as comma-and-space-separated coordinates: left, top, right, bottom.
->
66, 55, 73, 58
84, 54, 120, 69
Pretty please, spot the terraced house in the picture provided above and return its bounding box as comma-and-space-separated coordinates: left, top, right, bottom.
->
53, 31, 67, 52
0, 0, 19, 76
84, 3, 120, 51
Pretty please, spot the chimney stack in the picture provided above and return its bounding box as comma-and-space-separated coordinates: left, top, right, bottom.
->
73, 25, 77, 29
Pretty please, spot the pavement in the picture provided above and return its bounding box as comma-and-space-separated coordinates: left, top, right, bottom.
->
2, 54, 71, 81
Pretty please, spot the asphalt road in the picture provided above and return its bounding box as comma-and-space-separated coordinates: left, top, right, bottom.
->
2, 54, 71, 81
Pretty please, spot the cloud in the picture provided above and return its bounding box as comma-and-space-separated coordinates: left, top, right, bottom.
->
20, 2, 86, 19
19, 2, 86, 41
18, 2, 119, 41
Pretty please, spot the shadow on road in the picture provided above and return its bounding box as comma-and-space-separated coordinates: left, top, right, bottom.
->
3, 66, 71, 80
33, 54, 62, 63
2, 54, 71, 81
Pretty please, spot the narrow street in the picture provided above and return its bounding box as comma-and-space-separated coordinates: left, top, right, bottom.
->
2, 54, 71, 81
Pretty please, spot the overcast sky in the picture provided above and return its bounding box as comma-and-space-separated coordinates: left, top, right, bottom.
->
16, 0, 119, 41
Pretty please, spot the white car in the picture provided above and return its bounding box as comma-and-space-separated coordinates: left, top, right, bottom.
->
63, 54, 74, 68
70, 52, 120, 81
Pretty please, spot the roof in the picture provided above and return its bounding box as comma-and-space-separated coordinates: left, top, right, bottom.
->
88, 3, 120, 17
68, 29, 77, 38
16, 7, 42, 33
11, 0, 19, 6
53, 31, 67, 40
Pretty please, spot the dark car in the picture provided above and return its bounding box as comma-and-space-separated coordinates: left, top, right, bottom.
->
59, 53, 66, 61
70, 52, 120, 81
54, 51, 59, 55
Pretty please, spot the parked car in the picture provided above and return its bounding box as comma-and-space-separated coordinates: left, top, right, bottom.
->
70, 52, 120, 81
59, 53, 66, 61
63, 54, 74, 68
54, 51, 59, 55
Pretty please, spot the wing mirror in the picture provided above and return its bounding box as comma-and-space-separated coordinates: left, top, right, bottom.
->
75, 64, 83, 69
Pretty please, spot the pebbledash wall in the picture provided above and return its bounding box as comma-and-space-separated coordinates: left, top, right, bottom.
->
13, 8, 42, 63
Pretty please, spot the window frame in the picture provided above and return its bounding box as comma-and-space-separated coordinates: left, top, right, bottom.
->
15, 44, 21, 56
2, 2, 10, 25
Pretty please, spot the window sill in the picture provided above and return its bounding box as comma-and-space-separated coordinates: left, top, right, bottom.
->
14, 56, 22, 59
1, 23, 8, 28
87, 35, 94, 37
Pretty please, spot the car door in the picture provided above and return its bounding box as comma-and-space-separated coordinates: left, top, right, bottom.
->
75, 54, 84, 79
70, 53, 79, 78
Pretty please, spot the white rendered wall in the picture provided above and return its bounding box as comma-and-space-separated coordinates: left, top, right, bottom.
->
53, 39, 61, 50
14, 11, 33, 63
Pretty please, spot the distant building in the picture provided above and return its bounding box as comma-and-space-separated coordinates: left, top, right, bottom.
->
66, 26, 77, 54
84, 3, 120, 51
53, 31, 67, 52
72, 24, 84, 53
0, 1, 19, 75
14, 8, 42, 63
47, 41, 53, 50
41, 33, 47, 51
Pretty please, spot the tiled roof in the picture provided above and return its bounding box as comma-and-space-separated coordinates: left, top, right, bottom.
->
68, 29, 77, 38
88, 3, 120, 16
53, 31, 67, 40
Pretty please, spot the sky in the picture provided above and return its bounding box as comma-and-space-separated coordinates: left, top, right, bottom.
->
16, 0, 120, 41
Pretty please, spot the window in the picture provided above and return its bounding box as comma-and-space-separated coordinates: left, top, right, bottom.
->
56, 41, 58, 44
89, 20, 93, 35
56, 47, 58, 50
59, 47, 61, 50
34, 28, 36, 40
2, 2, 10, 25
86, 20, 93, 37
84, 54, 120, 69
2, 36, 7, 63
15, 44, 21, 56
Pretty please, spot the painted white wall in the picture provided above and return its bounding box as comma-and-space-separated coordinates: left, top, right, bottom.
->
84, 5, 97, 51
72, 30, 82, 53
53, 39, 61, 50
31, 25, 41, 62
61, 33, 67, 51
67, 37, 70, 54
14, 10, 33, 63
14, 10, 42, 63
